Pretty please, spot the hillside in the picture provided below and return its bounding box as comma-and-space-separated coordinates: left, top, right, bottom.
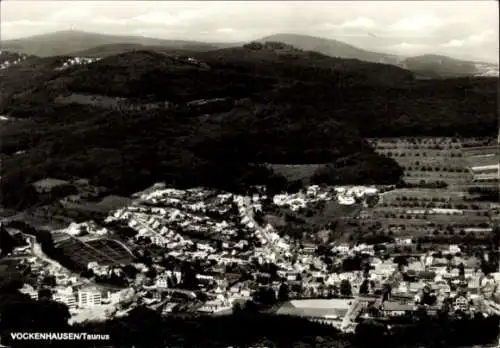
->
257, 34, 483, 78
403, 54, 479, 78
64, 43, 197, 58
259, 33, 398, 64
0, 30, 229, 57
0, 47, 497, 209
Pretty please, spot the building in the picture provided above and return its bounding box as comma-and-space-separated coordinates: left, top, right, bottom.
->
156, 277, 169, 289
454, 295, 469, 312
77, 287, 102, 308
197, 298, 232, 314
53, 287, 77, 310
395, 237, 413, 245
381, 301, 414, 316
19, 284, 38, 300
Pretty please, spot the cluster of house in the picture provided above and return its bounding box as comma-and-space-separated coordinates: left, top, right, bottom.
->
54, 56, 102, 71
272, 185, 334, 211
272, 185, 380, 209
474, 62, 500, 77
335, 187, 379, 206
13, 253, 129, 321
106, 188, 242, 248
0, 51, 28, 70
10, 179, 500, 325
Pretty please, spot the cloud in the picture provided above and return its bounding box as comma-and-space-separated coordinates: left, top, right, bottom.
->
388, 42, 430, 55
389, 13, 442, 32
133, 12, 176, 25
2, 19, 52, 28
467, 29, 496, 43
49, 7, 92, 22
441, 29, 497, 49
340, 17, 377, 29
216, 28, 235, 33
1, 1, 498, 62
441, 39, 464, 48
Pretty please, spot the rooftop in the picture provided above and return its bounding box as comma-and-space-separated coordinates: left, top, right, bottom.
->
382, 301, 415, 312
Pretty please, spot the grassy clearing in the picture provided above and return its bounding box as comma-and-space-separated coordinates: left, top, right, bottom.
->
266, 164, 323, 181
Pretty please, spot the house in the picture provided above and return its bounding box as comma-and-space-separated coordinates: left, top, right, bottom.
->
381, 301, 414, 316
197, 299, 232, 314
156, 277, 169, 288
302, 244, 316, 254
395, 237, 413, 245
454, 295, 469, 312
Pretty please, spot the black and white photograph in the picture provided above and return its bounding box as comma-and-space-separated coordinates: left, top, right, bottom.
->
0, 1, 499, 347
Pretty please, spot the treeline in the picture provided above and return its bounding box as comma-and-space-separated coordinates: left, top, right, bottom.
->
356, 314, 500, 347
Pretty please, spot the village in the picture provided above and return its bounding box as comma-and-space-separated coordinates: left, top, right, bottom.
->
1, 169, 499, 332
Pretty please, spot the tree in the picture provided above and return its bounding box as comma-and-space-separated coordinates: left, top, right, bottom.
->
278, 282, 289, 301
254, 287, 277, 305
382, 283, 392, 302
393, 255, 409, 271
181, 263, 198, 290
122, 265, 139, 279
340, 279, 352, 297
359, 279, 370, 295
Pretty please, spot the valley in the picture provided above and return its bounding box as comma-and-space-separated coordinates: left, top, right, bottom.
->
0, 26, 498, 348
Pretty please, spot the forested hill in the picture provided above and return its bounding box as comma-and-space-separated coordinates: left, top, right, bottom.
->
0, 45, 497, 208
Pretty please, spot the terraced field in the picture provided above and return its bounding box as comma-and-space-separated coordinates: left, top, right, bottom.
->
462, 145, 499, 186
367, 137, 472, 187
364, 138, 496, 241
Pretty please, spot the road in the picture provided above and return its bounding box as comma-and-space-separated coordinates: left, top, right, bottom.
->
239, 197, 281, 259
23, 234, 67, 270
341, 298, 364, 332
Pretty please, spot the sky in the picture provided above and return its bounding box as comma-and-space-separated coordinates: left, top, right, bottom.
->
1, 1, 499, 62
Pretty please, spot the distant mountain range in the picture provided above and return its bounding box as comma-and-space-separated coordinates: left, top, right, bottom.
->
258, 33, 400, 64
2, 30, 497, 78
0, 30, 233, 57
259, 34, 498, 78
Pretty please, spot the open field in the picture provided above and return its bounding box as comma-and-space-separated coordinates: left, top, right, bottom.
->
462, 145, 500, 156
55, 235, 135, 267
464, 155, 499, 168
266, 164, 323, 181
